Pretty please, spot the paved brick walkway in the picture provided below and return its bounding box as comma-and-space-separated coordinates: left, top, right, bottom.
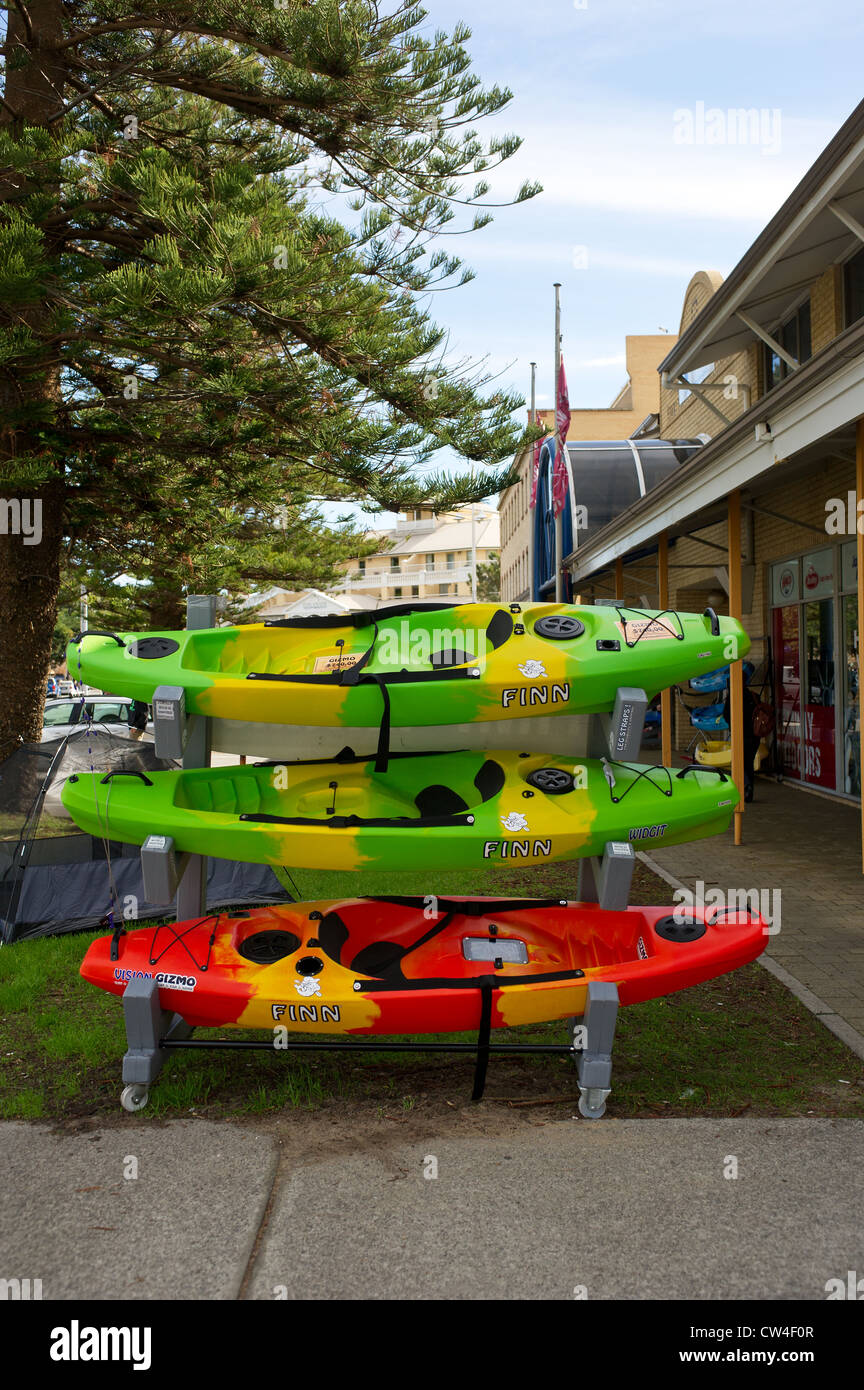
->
643, 776, 864, 1050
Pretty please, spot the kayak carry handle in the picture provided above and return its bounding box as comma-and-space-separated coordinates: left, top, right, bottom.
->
70, 629, 126, 647
99, 770, 154, 786
675, 765, 728, 782
703, 607, 720, 637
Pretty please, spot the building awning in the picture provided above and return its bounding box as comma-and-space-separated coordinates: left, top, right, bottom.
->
660, 98, 864, 377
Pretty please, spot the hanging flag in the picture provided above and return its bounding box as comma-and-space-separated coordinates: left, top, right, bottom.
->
552, 359, 570, 515
528, 411, 545, 508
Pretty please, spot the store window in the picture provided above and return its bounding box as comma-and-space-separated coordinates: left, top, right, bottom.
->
845, 246, 864, 328
771, 548, 845, 795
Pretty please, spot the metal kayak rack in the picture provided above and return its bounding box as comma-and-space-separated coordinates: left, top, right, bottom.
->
108, 595, 655, 1119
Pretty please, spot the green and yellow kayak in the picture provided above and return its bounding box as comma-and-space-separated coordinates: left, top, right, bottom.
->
67, 602, 748, 730
61, 749, 738, 872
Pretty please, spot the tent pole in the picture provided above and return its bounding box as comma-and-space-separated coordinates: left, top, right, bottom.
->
658, 533, 672, 768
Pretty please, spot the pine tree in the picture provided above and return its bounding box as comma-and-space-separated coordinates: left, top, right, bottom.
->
0, 1, 538, 755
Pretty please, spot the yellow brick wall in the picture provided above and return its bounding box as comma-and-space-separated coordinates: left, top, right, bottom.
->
810, 265, 844, 353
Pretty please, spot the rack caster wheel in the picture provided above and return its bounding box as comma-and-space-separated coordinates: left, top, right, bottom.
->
120, 1084, 149, 1113
578, 1088, 610, 1120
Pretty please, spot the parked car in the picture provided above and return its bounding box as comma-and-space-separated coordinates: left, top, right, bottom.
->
41, 696, 152, 742
46, 676, 60, 697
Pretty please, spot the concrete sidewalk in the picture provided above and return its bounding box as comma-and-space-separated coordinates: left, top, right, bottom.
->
2, 1116, 862, 1300
643, 776, 864, 1053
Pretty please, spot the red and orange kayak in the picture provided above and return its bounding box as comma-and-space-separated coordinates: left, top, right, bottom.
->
80, 896, 768, 1034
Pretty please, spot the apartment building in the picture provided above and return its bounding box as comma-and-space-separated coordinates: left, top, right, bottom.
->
335, 503, 499, 604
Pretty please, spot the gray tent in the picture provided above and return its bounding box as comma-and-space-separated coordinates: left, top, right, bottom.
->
0, 728, 288, 943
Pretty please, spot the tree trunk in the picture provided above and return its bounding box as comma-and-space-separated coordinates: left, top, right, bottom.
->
0, 488, 66, 758
0, 0, 66, 758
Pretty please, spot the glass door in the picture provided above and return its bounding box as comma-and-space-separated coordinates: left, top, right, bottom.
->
773, 605, 801, 780
802, 598, 836, 789
842, 595, 860, 796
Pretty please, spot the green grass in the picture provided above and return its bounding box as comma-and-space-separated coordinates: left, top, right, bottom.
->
1, 861, 863, 1122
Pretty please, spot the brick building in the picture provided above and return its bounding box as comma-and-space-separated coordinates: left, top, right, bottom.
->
565, 98, 864, 850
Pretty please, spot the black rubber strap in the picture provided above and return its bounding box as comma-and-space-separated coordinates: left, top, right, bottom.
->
265, 602, 458, 629
393, 909, 459, 970
253, 747, 470, 769
373, 676, 391, 774
374, 895, 567, 915
238, 811, 474, 829
472, 979, 494, 1102
338, 623, 379, 687
246, 663, 480, 688
354, 966, 586, 993
70, 628, 126, 647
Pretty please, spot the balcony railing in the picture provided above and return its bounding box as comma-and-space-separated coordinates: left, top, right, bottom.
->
341, 565, 472, 590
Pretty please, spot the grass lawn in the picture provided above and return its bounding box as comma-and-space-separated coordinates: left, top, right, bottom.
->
1, 859, 863, 1123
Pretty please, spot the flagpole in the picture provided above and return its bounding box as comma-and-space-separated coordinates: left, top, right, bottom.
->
554, 283, 563, 602
528, 361, 536, 600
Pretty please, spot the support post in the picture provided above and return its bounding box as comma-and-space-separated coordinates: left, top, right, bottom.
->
176, 594, 215, 919
728, 491, 745, 846
857, 421, 864, 873
614, 556, 624, 601
658, 532, 672, 768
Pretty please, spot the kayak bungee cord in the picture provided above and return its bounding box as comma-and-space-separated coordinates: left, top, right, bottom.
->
600, 758, 674, 803
146, 914, 221, 973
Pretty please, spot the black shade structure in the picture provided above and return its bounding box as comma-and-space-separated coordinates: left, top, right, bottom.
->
532, 438, 704, 597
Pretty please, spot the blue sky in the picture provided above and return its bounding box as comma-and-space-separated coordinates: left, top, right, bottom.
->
368, 0, 864, 518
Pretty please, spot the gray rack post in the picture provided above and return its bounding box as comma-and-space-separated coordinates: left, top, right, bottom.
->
119, 976, 193, 1112
145, 593, 215, 921
572, 981, 619, 1119
564, 669, 648, 1113
575, 684, 646, 910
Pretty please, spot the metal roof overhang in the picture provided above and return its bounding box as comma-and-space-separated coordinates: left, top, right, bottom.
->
567, 314, 864, 582
659, 99, 864, 375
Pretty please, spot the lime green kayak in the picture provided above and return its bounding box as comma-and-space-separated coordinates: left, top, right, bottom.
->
67, 602, 748, 730
61, 749, 738, 872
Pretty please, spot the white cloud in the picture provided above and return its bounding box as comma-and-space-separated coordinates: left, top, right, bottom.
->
483, 107, 837, 224
466, 240, 704, 278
